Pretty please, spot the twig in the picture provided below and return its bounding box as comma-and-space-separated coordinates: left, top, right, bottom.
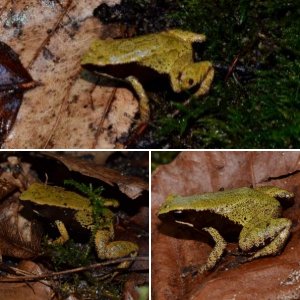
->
92, 87, 117, 149
0, 256, 148, 282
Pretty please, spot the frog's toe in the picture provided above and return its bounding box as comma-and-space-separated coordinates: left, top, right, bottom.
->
181, 265, 200, 277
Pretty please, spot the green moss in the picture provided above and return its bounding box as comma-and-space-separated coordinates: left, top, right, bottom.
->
45, 239, 92, 269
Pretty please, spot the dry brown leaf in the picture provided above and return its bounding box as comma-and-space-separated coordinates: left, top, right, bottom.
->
0, 0, 138, 148
152, 151, 300, 300
46, 152, 148, 199
0, 260, 55, 300
0, 178, 17, 199
0, 199, 42, 259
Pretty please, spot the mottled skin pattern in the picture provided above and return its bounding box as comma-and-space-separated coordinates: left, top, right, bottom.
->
158, 186, 293, 275
20, 183, 138, 266
81, 29, 214, 124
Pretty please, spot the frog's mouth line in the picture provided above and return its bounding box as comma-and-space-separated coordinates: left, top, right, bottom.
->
175, 220, 194, 227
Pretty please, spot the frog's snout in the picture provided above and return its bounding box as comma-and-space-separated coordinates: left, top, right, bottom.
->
275, 190, 294, 201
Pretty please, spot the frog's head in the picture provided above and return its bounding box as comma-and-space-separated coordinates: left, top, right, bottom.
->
158, 194, 176, 216
255, 186, 294, 206
179, 61, 214, 95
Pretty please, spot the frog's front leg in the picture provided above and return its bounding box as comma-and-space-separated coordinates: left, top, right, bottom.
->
51, 220, 70, 244
239, 218, 292, 260
95, 229, 139, 269
183, 227, 227, 276
200, 227, 227, 272
126, 76, 150, 124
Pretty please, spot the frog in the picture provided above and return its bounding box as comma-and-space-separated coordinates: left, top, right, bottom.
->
158, 186, 294, 275
81, 29, 214, 126
19, 183, 138, 268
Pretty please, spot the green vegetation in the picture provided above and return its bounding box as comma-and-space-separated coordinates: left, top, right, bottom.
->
46, 239, 92, 269
151, 151, 180, 171
64, 179, 105, 225
153, 0, 300, 148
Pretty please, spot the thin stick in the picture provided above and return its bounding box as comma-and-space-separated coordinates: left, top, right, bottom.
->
0, 256, 148, 282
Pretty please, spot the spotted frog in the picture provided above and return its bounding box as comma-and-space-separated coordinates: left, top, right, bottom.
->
81, 29, 214, 125
158, 186, 293, 275
20, 183, 138, 267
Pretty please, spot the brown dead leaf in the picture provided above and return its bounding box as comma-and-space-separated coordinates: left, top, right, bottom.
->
0, 198, 42, 259
0, 178, 17, 199
152, 151, 300, 300
0, 260, 55, 300
0, 0, 138, 148
0, 41, 36, 145
46, 152, 148, 199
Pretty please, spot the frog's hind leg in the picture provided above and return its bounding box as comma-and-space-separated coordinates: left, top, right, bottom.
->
95, 229, 139, 269
239, 218, 292, 261
126, 76, 150, 124
182, 227, 227, 276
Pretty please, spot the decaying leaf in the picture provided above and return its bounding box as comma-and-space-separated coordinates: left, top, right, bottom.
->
46, 152, 148, 199
0, 0, 138, 148
152, 151, 300, 300
0, 177, 18, 199
0, 261, 54, 300
0, 41, 35, 145
0, 199, 42, 259
0, 175, 41, 260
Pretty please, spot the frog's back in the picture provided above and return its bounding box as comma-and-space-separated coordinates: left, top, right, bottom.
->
20, 183, 91, 211
159, 187, 281, 226
81, 31, 193, 74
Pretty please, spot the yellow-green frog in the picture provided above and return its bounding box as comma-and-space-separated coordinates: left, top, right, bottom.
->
81, 29, 214, 125
19, 183, 138, 267
158, 186, 293, 275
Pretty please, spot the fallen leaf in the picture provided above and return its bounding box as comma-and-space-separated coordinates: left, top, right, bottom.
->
152, 151, 300, 300
0, 177, 18, 199
0, 260, 55, 300
0, 0, 138, 148
0, 198, 42, 259
0, 41, 35, 144
45, 152, 148, 199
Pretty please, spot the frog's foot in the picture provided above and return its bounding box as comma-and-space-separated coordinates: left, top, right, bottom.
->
95, 230, 139, 269
181, 265, 199, 277
51, 220, 70, 244
239, 218, 292, 261
126, 76, 150, 124
182, 227, 227, 276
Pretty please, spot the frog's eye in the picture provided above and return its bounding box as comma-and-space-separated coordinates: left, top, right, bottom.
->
180, 68, 197, 89
182, 77, 195, 89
